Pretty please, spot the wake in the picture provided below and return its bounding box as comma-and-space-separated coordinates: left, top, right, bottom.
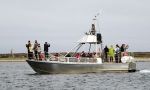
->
139, 69, 150, 73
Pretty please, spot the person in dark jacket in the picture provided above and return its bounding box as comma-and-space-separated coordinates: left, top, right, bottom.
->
103, 45, 109, 62
44, 42, 50, 59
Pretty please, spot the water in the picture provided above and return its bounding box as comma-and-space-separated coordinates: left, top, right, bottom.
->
0, 62, 150, 90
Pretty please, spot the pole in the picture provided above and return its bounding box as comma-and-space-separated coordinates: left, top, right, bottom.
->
64, 44, 81, 57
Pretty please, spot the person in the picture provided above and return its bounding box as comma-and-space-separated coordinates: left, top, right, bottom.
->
33, 40, 39, 60
26, 40, 33, 59
87, 53, 92, 58
124, 45, 129, 56
81, 51, 86, 57
120, 44, 129, 62
39, 52, 45, 61
75, 53, 80, 61
37, 44, 42, 60
44, 42, 50, 59
108, 45, 115, 62
115, 44, 120, 63
103, 45, 109, 62
54, 53, 59, 60
92, 52, 96, 58
120, 44, 128, 57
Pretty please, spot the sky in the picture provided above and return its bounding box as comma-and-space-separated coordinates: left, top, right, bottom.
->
0, 0, 150, 53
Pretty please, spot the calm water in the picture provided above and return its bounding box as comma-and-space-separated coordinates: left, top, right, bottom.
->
0, 61, 150, 90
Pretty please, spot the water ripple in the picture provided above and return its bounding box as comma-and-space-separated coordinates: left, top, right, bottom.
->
0, 62, 150, 90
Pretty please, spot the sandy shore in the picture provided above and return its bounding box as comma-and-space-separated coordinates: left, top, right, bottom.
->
134, 58, 150, 62
0, 58, 26, 62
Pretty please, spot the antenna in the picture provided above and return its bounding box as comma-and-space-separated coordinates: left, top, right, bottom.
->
95, 13, 101, 33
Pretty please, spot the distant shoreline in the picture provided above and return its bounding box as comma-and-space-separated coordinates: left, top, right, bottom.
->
0, 57, 26, 62
0, 52, 150, 62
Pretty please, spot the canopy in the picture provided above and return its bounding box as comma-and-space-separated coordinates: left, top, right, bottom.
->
77, 35, 97, 43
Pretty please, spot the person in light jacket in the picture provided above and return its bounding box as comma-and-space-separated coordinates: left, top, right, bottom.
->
108, 45, 115, 62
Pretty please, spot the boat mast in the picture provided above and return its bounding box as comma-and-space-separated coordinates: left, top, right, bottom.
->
94, 13, 103, 58
90, 18, 98, 57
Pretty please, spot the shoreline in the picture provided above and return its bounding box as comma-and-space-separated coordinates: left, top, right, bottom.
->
0, 52, 150, 62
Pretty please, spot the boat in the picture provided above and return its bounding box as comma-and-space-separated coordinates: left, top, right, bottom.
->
26, 17, 136, 74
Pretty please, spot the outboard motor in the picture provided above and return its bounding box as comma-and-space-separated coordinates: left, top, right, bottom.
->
97, 33, 102, 44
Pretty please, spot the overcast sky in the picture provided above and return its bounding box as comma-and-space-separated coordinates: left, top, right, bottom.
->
0, 0, 150, 53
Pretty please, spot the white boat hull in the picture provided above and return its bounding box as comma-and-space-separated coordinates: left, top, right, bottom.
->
26, 59, 136, 74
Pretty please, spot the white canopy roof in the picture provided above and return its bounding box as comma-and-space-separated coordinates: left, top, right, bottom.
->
77, 35, 97, 43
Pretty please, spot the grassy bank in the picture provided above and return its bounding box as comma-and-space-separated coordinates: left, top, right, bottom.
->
0, 57, 26, 62
0, 52, 150, 62
0, 53, 26, 62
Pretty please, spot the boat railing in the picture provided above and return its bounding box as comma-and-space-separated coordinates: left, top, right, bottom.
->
57, 57, 97, 63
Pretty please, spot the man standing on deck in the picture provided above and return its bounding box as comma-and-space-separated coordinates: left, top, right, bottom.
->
108, 45, 115, 62
26, 40, 33, 59
44, 42, 50, 59
33, 40, 39, 60
115, 44, 120, 63
104, 45, 109, 62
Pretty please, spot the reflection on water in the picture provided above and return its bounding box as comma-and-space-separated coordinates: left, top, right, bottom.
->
0, 62, 150, 90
